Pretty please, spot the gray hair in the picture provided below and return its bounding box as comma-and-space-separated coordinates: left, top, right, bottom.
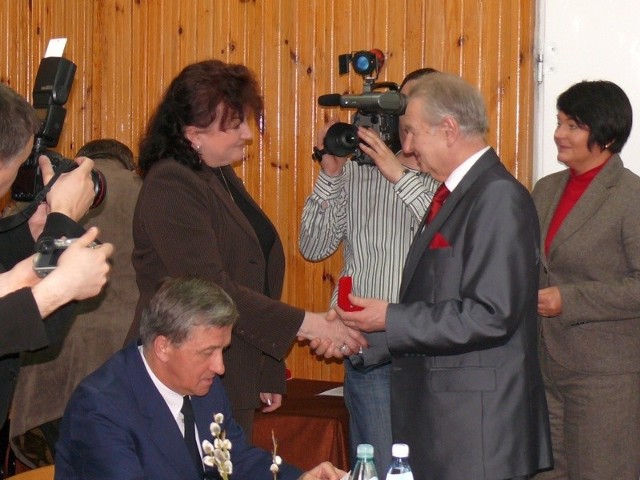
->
0, 83, 39, 165
408, 72, 489, 138
139, 277, 238, 347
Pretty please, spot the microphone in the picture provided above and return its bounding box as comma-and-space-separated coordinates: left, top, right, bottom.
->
318, 92, 407, 114
318, 93, 342, 107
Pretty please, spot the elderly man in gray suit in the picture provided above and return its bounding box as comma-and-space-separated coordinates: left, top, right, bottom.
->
339, 72, 552, 480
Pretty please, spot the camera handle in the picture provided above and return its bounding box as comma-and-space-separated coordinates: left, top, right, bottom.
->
311, 146, 327, 163
0, 166, 68, 233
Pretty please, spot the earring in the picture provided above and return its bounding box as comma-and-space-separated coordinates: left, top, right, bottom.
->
195, 144, 201, 151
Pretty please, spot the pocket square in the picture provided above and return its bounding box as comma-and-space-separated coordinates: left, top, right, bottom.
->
429, 231, 450, 249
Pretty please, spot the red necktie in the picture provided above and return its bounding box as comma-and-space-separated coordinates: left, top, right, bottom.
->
425, 184, 450, 224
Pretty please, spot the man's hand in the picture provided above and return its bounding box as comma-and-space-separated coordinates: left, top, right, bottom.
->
0, 255, 41, 297
299, 461, 348, 480
31, 227, 113, 317
40, 154, 96, 221
357, 126, 407, 183
338, 295, 389, 333
316, 119, 350, 177
538, 286, 563, 317
27, 202, 49, 241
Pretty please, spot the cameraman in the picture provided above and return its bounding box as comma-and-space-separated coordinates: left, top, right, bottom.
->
299, 69, 439, 474
0, 83, 113, 433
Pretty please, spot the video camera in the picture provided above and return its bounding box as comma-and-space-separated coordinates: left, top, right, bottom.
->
11, 56, 106, 208
315, 48, 406, 166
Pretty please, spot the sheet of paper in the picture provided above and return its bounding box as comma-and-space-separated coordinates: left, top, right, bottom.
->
45, 38, 67, 57
316, 386, 344, 397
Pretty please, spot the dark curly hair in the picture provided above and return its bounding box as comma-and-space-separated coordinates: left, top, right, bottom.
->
557, 80, 632, 154
137, 59, 263, 177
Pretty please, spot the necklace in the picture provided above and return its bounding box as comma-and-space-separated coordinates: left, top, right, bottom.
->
217, 167, 235, 203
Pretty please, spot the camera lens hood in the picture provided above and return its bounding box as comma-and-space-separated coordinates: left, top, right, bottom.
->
323, 122, 358, 157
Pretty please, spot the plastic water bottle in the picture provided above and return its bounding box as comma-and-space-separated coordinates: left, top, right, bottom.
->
349, 443, 379, 480
385, 443, 413, 480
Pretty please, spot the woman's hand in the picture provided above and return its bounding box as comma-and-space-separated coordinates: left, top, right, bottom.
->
538, 286, 563, 317
259, 392, 282, 412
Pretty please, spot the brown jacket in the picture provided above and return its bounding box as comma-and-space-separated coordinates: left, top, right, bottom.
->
532, 154, 640, 374
127, 159, 304, 411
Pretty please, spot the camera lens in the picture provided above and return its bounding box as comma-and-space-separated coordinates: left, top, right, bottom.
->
323, 122, 358, 157
51, 156, 107, 209
351, 51, 377, 76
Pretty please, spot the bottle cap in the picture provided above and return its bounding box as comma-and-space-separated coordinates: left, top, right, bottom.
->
391, 443, 409, 458
356, 443, 374, 459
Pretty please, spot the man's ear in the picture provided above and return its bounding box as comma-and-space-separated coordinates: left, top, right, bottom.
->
153, 335, 172, 362
442, 117, 459, 146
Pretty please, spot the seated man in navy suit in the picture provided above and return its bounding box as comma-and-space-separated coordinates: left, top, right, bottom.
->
55, 277, 346, 480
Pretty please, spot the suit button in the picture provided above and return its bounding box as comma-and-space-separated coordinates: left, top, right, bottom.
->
543, 266, 548, 274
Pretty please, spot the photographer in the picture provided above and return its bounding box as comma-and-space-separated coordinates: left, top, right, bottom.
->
299, 68, 439, 474
0, 83, 113, 434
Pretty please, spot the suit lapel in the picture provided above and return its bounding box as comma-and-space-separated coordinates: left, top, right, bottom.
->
536, 174, 567, 247
126, 345, 200, 479
400, 149, 500, 298
548, 156, 621, 257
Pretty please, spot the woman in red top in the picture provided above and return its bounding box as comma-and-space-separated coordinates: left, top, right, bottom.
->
532, 80, 640, 479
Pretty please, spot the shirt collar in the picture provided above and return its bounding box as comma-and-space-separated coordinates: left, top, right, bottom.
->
444, 146, 491, 192
138, 345, 184, 425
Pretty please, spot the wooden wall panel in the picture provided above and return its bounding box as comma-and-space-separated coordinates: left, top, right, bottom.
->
0, 0, 535, 381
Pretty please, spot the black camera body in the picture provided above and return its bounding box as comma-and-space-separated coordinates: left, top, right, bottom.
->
11, 56, 106, 208
12, 148, 107, 209
317, 49, 405, 166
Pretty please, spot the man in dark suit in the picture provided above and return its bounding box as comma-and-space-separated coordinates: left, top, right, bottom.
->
55, 277, 346, 480
339, 72, 552, 480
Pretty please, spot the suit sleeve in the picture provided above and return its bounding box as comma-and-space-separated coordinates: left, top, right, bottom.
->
387, 180, 540, 355
0, 288, 48, 355
0, 213, 85, 355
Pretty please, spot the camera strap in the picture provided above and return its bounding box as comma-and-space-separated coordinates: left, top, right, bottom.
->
0, 169, 66, 233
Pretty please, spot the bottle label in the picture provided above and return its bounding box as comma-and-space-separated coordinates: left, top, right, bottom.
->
386, 474, 413, 480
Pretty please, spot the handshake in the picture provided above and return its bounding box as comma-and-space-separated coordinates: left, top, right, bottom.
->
296, 308, 368, 360
297, 277, 379, 359
296, 274, 391, 359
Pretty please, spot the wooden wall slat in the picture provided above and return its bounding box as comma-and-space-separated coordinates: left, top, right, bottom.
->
0, 0, 535, 381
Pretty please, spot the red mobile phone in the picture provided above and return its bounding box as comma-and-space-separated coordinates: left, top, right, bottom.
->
338, 276, 363, 312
